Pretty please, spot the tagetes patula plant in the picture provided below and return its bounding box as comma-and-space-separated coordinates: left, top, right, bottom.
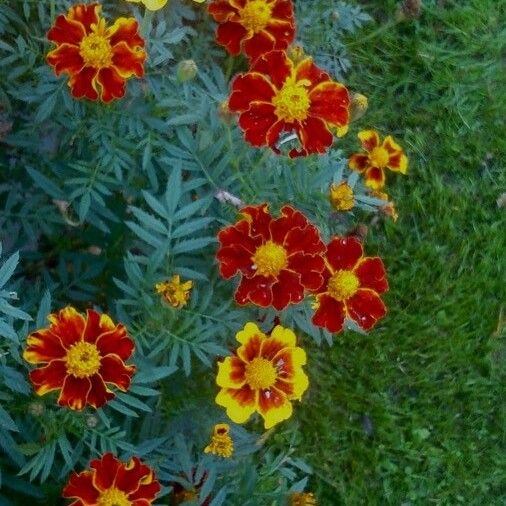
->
23, 307, 136, 410
63, 453, 161, 505
216, 203, 325, 310
229, 50, 350, 157
349, 129, 408, 189
208, 0, 295, 62
312, 237, 388, 333
46, 3, 145, 102
216, 323, 308, 429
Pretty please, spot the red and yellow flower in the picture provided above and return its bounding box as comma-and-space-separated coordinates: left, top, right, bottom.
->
216, 203, 325, 310
23, 307, 136, 410
216, 322, 308, 429
208, 0, 295, 62
229, 50, 350, 157
349, 130, 408, 189
47, 3, 146, 103
62, 452, 160, 506
312, 237, 388, 333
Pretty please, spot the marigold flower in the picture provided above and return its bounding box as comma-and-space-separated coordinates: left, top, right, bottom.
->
229, 50, 350, 157
47, 3, 146, 102
216, 322, 309, 429
370, 190, 399, 222
155, 275, 193, 308
349, 92, 368, 121
291, 492, 317, 506
204, 423, 234, 458
63, 452, 160, 505
329, 182, 355, 211
216, 203, 325, 310
349, 130, 408, 189
126, 0, 168, 10
208, 0, 295, 62
312, 237, 388, 333
23, 307, 136, 410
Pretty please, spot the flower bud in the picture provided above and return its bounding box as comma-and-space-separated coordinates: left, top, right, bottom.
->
28, 401, 45, 417
288, 44, 306, 64
85, 414, 98, 428
177, 59, 198, 82
350, 93, 368, 121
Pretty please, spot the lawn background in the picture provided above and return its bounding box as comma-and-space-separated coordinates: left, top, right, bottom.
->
294, 0, 505, 503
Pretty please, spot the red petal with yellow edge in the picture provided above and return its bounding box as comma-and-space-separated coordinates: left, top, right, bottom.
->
241, 203, 272, 240
216, 21, 248, 55
235, 275, 274, 307
312, 294, 346, 333
296, 58, 330, 88
272, 379, 295, 397
269, 206, 307, 243
114, 457, 153, 495
112, 42, 145, 79
99, 354, 135, 391
288, 252, 325, 290
62, 471, 99, 503
86, 374, 115, 408
48, 307, 86, 348
364, 166, 386, 190
217, 243, 256, 279
24, 329, 66, 364
218, 219, 255, 249
271, 0, 295, 21
96, 325, 134, 360
271, 269, 304, 310
239, 102, 277, 147
69, 67, 99, 101
348, 153, 369, 172
354, 257, 389, 293
229, 73, 276, 112
309, 81, 350, 126
237, 333, 262, 362
283, 223, 325, 255
346, 288, 386, 330
257, 387, 293, 428
208, 1, 240, 22
265, 20, 295, 49
387, 152, 408, 174
326, 236, 363, 272
296, 116, 334, 155
129, 479, 161, 502
29, 359, 66, 395
90, 452, 121, 491
108, 17, 144, 49
265, 119, 286, 149
47, 15, 85, 46
216, 385, 256, 424
260, 338, 288, 361
251, 50, 292, 89
97, 67, 126, 103
358, 129, 380, 151
68, 3, 101, 34
47, 44, 84, 76
217, 356, 246, 387
221, 385, 256, 407
58, 375, 91, 410
243, 30, 277, 62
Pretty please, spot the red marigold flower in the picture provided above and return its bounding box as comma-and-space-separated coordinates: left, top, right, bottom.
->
312, 237, 388, 333
208, 0, 295, 62
349, 129, 408, 189
62, 452, 161, 505
46, 3, 146, 103
23, 307, 136, 410
216, 203, 326, 310
229, 50, 350, 157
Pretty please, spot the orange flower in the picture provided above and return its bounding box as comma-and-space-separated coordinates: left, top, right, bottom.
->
208, 0, 295, 62
47, 3, 146, 102
229, 50, 350, 157
312, 237, 388, 333
349, 130, 408, 189
23, 307, 136, 410
63, 452, 160, 505
216, 322, 309, 429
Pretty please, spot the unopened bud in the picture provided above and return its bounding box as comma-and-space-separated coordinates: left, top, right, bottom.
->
28, 402, 45, 417
85, 415, 98, 428
177, 59, 198, 82
350, 93, 368, 121
87, 245, 102, 256
288, 44, 305, 64
218, 100, 235, 123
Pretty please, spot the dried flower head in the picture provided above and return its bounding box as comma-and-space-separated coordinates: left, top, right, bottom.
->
155, 275, 193, 308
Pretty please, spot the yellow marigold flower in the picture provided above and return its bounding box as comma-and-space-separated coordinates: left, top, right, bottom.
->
215, 323, 309, 430
127, 0, 205, 9
204, 423, 234, 458
291, 492, 317, 506
329, 181, 355, 211
370, 190, 399, 222
155, 275, 193, 308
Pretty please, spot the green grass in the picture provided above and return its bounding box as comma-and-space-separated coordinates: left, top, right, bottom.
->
295, 1, 506, 503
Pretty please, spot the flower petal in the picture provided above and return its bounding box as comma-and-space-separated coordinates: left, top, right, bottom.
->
111, 41, 145, 79
348, 153, 370, 172
296, 57, 330, 88
86, 374, 115, 408
271, 269, 304, 310
208, 1, 240, 23
270, 325, 297, 348
326, 236, 363, 271
216, 356, 246, 388
243, 30, 276, 62
215, 21, 248, 55
128, 479, 161, 502
237, 325, 264, 362
24, 329, 66, 364
96, 325, 134, 360
346, 288, 387, 330
108, 17, 144, 49
387, 151, 408, 174
47, 307, 86, 348
229, 72, 276, 111
114, 457, 153, 495
251, 50, 292, 89
58, 375, 92, 411
295, 116, 334, 156
241, 203, 272, 240
235, 274, 274, 307
358, 129, 380, 151
309, 81, 350, 126
216, 244, 256, 278
216, 386, 256, 424
69, 66, 99, 101
287, 252, 325, 290
62, 471, 99, 504
29, 359, 67, 396
312, 294, 346, 333
99, 354, 135, 391
47, 44, 84, 76
90, 452, 121, 492
257, 388, 293, 429
96, 67, 126, 103
238, 102, 277, 147
47, 15, 86, 46
354, 257, 389, 293
364, 166, 386, 189
68, 3, 101, 34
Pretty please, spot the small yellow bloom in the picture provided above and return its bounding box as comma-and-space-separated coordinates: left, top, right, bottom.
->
155, 275, 193, 308
204, 423, 234, 458
290, 492, 317, 506
329, 181, 355, 211
126, 0, 168, 10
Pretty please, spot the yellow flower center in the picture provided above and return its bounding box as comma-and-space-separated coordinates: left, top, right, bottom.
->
272, 76, 311, 123
79, 22, 113, 68
245, 357, 277, 390
252, 241, 288, 277
65, 341, 102, 378
327, 270, 360, 301
369, 146, 389, 168
239, 0, 273, 33
97, 488, 131, 506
